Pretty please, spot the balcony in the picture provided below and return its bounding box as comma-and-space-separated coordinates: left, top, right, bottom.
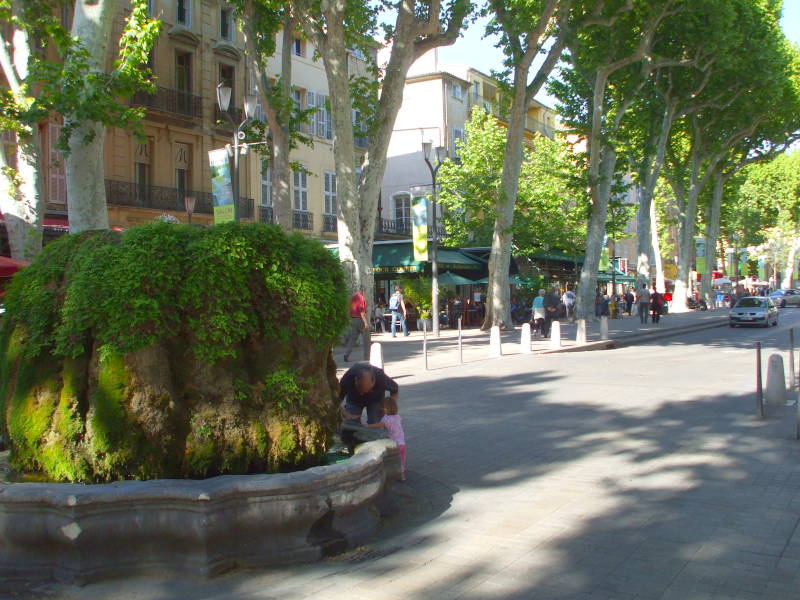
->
323, 214, 337, 233
259, 205, 274, 224
376, 217, 447, 239
214, 105, 245, 129
132, 86, 202, 119
526, 117, 556, 139
105, 179, 254, 219
293, 210, 313, 230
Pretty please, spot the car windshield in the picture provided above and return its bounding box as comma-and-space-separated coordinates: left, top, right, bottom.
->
736, 298, 765, 308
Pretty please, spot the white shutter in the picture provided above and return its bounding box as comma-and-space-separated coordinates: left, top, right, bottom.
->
306, 91, 315, 135
316, 93, 327, 138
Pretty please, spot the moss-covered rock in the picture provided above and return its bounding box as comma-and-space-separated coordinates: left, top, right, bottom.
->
0, 223, 347, 482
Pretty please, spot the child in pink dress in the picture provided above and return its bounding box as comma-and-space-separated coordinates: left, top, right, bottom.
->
367, 396, 406, 480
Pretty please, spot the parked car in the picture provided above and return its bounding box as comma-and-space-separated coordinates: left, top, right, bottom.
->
730, 296, 778, 328
768, 289, 800, 308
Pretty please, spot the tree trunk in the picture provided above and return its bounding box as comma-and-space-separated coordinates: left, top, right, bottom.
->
701, 171, 723, 305
65, 0, 118, 233
0, 130, 44, 261
576, 145, 616, 320
650, 199, 665, 292
783, 237, 798, 289
636, 183, 653, 290
484, 71, 527, 330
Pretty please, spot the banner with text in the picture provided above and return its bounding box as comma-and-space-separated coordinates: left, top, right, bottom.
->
209, 148, 235, 224
412, 196, 428, 262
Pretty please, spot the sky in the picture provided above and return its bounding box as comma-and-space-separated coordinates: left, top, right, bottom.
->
437, 4, 800, 108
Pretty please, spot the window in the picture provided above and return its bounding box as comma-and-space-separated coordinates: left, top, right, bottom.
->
394, 192, 411, 226
324, 171, 337, 215
47, 123, 66, 205
261, 162, 272, 206
146, 0, 154, 16
452, 126, 464, 157
472, 81, 480, 103
176, 51, 191, 92
177, 0, 191, 25
134, 138, 152, 204
293, 37, 304, 57
452, 83, 463, 100
350, 47, 366, 61
175, 143, 190, 199
220, 8, 232, 40
293, 170, 308, 210
309, 92, 332, 139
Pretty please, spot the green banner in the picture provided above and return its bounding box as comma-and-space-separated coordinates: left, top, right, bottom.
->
209, 148, 235, 224
599, 247, 610, 271
412, 196, 428, 262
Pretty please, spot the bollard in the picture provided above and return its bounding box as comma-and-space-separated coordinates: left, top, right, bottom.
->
756, 342, 764, 418
423, 321, 428, 370
549, 320, 562, 349
765, 354, 787, 406
576, 319, 587, 345
489, 325, 503, 358
791, 329, 796, 390
600, 316, 609, 341
520, 322, 532, 354
369, 343, 383, 370
458, 317, 463, 364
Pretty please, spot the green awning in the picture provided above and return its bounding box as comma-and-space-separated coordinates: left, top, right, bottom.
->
438, 271, 476, 286
530, 251, 585, 263
437, 248, 482, 268
597, 268, 635, 283
331, 242, 484, 275
472, 275, 529, 285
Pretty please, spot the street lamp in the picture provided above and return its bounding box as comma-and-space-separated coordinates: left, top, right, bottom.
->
422, 141, 447, 337
216, 82, 257, 222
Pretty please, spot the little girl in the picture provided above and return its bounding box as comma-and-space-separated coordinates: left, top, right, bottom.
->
366, 396, 406, 480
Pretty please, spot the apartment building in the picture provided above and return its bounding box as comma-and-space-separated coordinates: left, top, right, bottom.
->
29, 1, 377, 241
380, 48, 559, 233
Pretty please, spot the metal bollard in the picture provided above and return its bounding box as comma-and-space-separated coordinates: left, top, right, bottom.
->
791, 329, 796, 390
423, 321, 428, 370
756, 342, 764, 418
458, 317, 463, 364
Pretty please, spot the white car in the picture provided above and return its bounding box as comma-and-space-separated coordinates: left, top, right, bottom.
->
729, 297, 778, 328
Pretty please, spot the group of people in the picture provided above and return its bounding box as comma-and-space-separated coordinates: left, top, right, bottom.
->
343, 285, 410, 362
530, 287, 566, 337
595, 285, 667, 324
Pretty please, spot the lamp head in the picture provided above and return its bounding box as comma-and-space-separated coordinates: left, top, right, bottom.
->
216, 83, 232, 112
244, 94, 257, 120
435, 145, 446, 162
422, 141, 432, 159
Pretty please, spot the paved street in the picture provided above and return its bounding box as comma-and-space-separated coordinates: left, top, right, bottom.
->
29, 308, 800, 600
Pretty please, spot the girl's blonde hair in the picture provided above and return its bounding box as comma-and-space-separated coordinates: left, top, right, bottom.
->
382, 396, 399, 415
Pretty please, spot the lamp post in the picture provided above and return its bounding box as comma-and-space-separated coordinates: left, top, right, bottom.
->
610, 255, 621, 296
216, 83, 257, 222
422, 141, 447, 337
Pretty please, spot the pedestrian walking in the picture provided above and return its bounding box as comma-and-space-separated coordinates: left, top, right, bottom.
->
651, 289, 664, 324
561, 288, 576, 322
543, 286, 560, 337
365, 395, 407, 480
531, 289, 546, 336
343, 285, 370, 362
637, 283, 651, 324
624, 289, 635, 316
389, 285, 409, 337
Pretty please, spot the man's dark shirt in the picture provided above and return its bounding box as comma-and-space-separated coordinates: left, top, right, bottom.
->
543, 292, 560, 311
339, 364, 398, 410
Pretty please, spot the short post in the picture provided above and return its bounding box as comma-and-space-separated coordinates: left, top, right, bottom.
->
549, 320, 562, 349
369, 343, 383, 370
765, 354, 787, 406
576, 319, 587, 345
520, 322, 532, 354
600, 316, 609, 341
489, 325, 502, 358
790, 328, 796, 390
756, 342, 764, 418
423, 321, 428, 370
458, 317, 463, 364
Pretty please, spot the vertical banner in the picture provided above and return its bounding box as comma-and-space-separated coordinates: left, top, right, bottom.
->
208, 148, 235, 224
599, 234, 610, 271
412, 196, 428, 262
695, 237, 706, 275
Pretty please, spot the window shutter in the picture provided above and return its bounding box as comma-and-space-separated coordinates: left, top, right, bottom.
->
48, 122, 66, 205
325, 96, 333, 139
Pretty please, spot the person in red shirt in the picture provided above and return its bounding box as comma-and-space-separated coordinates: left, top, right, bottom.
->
343, 285, 370, 362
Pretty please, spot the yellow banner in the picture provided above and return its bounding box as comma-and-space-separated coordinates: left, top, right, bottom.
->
412, 196, 428, 262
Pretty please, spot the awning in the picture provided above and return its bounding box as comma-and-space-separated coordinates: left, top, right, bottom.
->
597, 268, 635, 283
0, 256, 30, 277
362, 242, 483, 275
530, 250, 585, 263
438, 271, 475, 286
472, 275, 530, 285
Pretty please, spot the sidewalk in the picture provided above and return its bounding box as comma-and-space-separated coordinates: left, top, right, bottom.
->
338, 308, 729, 377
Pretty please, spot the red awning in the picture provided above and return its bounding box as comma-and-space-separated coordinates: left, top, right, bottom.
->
0, 256, 30, 277
0, 214, 69, 230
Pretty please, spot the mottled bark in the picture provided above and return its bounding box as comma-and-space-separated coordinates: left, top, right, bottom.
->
650, 199, 665, 292
700, 171, 723, 304
65, 0, 118, 232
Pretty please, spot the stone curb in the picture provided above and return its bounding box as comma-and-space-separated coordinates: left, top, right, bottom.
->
0, 440, 402, 587
539, 316, 729, 354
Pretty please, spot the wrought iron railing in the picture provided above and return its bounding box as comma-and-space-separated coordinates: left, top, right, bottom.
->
105, 179, 254, 219
259, 205, 274, 224
323, 214, 337, 232
214, 105, 244, 128
376, 217, 446, 238
131, 86, 202, 118
293, 210, 313, 230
